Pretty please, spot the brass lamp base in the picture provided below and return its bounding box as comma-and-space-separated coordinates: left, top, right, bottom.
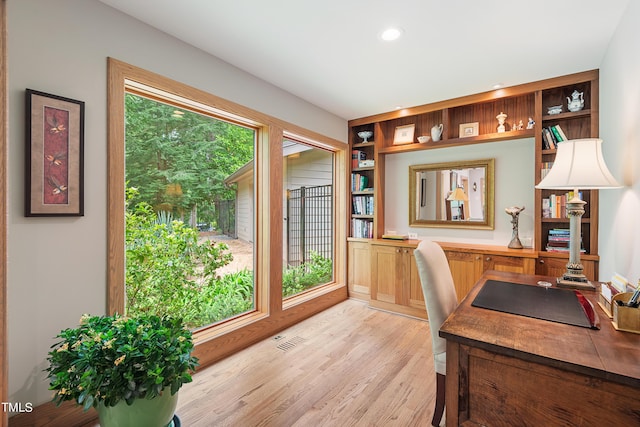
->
556, 273, 595, 290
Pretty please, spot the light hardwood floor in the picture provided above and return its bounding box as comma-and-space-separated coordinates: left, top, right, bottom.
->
175, 299, 436, 426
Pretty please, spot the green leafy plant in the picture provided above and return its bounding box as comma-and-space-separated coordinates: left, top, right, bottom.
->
46, 314, 199, 411
283, 251, 333, 298
125, 187, 237, 328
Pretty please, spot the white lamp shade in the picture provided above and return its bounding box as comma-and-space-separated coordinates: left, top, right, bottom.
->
447, 187, 469, 201
535, 138, 621, 190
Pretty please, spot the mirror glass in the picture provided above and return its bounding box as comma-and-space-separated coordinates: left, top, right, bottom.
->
409, 159, 494, 229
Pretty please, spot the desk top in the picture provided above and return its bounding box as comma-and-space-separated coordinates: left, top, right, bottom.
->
440, 271, 640, 388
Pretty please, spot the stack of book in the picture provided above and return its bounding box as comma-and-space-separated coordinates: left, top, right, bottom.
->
541, 191, 582, 218
352, 218, 373, 238
351, 173, 371, 192
540, 161, 554, 181
541, 124, 568, 149
351, 150, 366, 168
352, 194, 374, 215
546, 228, 585, 253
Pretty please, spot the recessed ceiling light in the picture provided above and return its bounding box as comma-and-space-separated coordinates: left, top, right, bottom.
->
492, 83, 503, 89
380, 27, 403, 41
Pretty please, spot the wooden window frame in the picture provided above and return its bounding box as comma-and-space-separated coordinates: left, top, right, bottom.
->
107, 58, 347, 368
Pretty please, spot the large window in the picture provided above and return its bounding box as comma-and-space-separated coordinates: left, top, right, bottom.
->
108, 59, 347, 367
124, 93, 256, 329
282, 139, 334, 299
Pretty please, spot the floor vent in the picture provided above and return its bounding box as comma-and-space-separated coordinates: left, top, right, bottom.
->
276, 335, 306, 351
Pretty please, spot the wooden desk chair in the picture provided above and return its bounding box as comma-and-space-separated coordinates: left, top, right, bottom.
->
414, 240, 458, 427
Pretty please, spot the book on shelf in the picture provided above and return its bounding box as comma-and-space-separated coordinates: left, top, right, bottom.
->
358, 159, 374, 168
542, 198, 551, 218
382, 234, 409, 240
542, 128, 555, 149
545, 228, 584, 253
540, 161, 554, 180
542, 124, 568, 150
352, 194, 374, 216
351, 173, 369, 191
549, 126, 564, 144
351, 150, 366, 168
554, 124, 568, 141
541, 191, 581, 218
351, 218, 373, 238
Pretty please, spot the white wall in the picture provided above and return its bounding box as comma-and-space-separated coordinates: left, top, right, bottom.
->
236, 178, 254, 243
599, 0, 640, 284
6, 0, 346, 408
384, 138, 535, 246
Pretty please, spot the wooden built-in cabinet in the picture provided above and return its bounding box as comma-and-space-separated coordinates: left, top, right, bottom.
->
535, 72, 600, 279
346, 240, 371, 300
369, 240, 425, 319
536, 252, 597, 281
439, 243, 537, 302
347, 70, 601, 298
350, 240, 538, 317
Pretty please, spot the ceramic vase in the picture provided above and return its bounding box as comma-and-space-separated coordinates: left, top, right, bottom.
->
97, 389, 179, 427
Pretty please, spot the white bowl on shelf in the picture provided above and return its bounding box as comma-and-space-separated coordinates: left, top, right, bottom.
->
417, 135, 431, 143
547, 105, 563, 115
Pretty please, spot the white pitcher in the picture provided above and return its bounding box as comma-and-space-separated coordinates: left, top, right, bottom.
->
431, 124, 443, 142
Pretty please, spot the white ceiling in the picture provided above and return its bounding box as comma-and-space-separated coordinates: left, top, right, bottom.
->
99, 0, 629, 120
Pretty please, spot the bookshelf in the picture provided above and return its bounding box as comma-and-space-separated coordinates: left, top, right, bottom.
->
349, 129, 377, 239
347, 69, 601, 279
535, 72, 599, 279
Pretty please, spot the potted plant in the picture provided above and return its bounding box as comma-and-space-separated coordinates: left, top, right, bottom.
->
46, 314, 198, 427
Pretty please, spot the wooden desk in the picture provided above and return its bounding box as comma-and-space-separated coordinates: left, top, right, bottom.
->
440, 271, 640, 426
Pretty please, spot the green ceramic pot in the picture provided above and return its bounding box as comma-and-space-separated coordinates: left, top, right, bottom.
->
96, 389, 179, 427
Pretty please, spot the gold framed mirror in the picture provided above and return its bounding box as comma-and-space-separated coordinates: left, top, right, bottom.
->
409, 159, 494, 229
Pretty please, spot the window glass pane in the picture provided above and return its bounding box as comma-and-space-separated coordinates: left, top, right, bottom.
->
282, 139, 334, 299
124, 93, 255, 329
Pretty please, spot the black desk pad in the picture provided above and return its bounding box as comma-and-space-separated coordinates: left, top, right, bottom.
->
471, 280, 598, 329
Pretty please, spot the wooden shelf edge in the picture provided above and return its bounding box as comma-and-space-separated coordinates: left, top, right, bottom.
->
351, 141, 375, 148
542, 109, 591, 121
378, 130, 534, 154
347, 237, 373, 242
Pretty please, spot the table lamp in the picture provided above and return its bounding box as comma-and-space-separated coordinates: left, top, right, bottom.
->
447, 187, 469, 220
535, 138, 621, 289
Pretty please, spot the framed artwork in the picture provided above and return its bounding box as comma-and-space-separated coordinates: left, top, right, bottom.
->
25, 89, 85, 216
393, 124, 415, 145
459, 122, 479, 138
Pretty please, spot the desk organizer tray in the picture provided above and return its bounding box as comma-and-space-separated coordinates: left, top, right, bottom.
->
612, 292, 640, 334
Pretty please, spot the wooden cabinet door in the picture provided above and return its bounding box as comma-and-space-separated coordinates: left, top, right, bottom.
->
370, 244, 401, 304
445, 250, 483, 301
370, 243, 427, 319
536, 256, 597, 281
407, 252, 426, 313
483, 255, 535, 275
347, 241, 371, 300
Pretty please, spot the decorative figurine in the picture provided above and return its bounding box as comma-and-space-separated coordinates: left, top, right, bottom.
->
505, 206, 525, 249
567, 90, 584, 112
357, 130, 373, 143
526, 117, 535, 129
517, 120, 524, 130
431, 123, 443, 142
496, 112, 507, 133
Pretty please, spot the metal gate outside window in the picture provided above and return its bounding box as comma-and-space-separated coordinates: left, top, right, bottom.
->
215, 199, 236, 238
286, 185, 333, 267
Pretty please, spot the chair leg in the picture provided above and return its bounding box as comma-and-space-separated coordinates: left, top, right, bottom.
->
431, 373, 446, 427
